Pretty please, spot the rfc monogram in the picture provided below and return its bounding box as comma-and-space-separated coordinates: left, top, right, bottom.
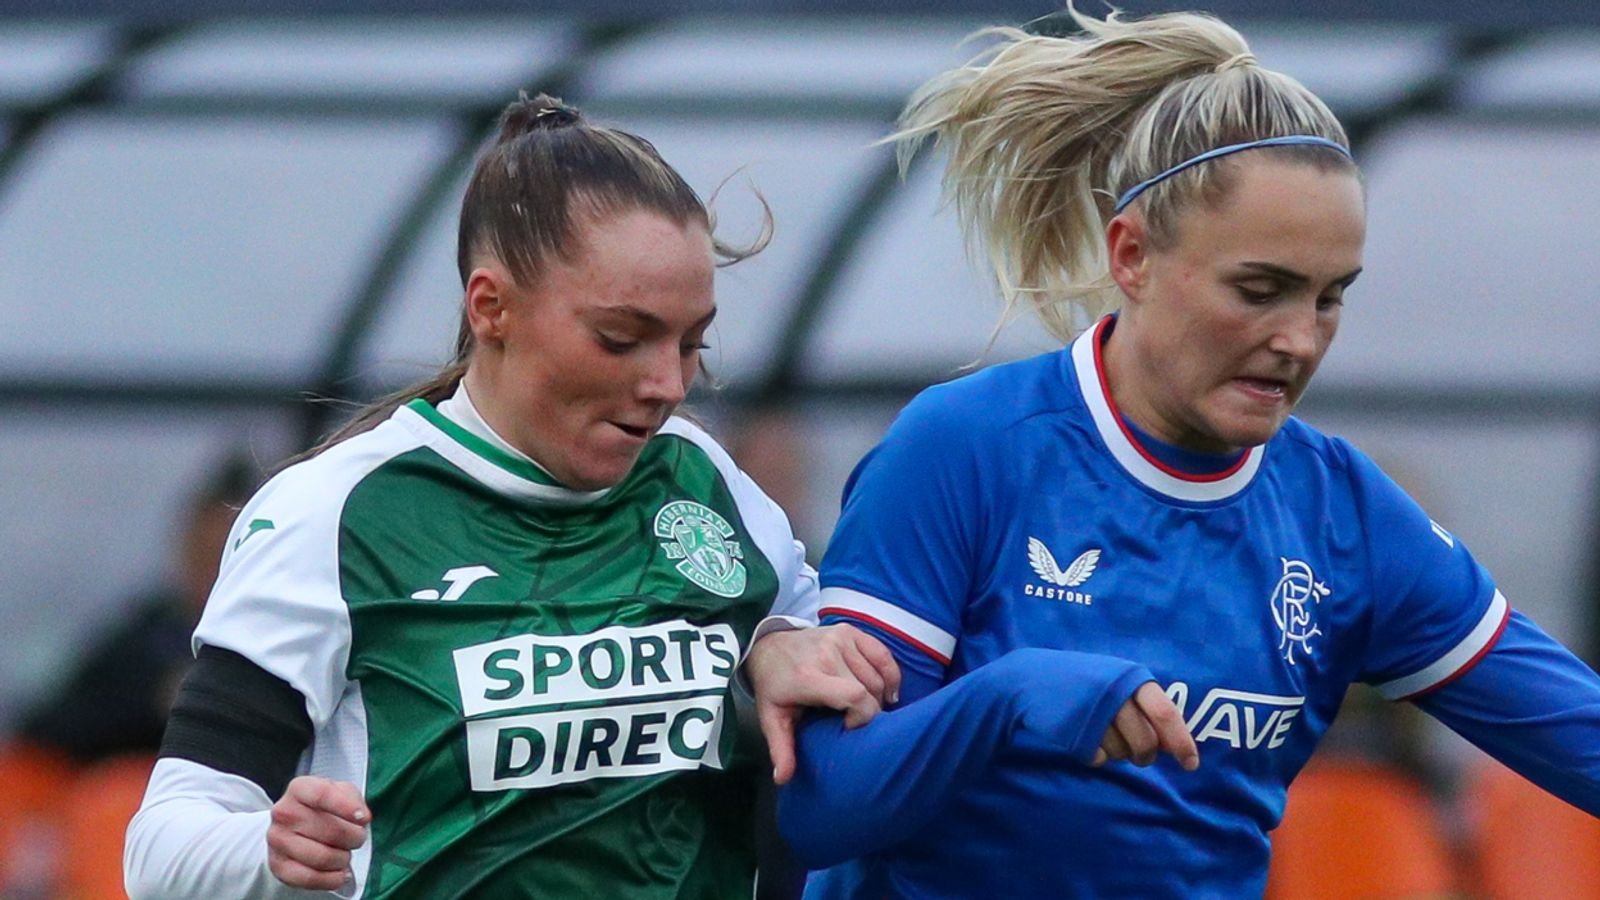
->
655, 500, 747, 598
1270, 557, 1330, 665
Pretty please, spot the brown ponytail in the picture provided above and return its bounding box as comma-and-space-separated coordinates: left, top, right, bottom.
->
313, 92, 768, 453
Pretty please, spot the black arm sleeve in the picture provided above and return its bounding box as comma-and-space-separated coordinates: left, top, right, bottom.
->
158, 645, 313, 801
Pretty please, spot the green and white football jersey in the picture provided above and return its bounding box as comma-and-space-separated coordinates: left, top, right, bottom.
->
194, 394, 816, 898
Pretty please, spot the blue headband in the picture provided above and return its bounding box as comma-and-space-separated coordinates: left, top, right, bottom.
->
1112, 135, 1352, 214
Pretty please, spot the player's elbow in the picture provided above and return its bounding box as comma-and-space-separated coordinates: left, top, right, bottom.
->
776, 787, 856, 870
776, 708, 900, 868
123, 807, 162, 900
776, 752, 874, 870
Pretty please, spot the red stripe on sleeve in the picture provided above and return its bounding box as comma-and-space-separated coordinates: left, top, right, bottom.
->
1398, 602, 1512, 702
819, 606, 952, 667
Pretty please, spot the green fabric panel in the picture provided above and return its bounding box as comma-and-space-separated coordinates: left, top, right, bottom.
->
338, 435, 776, 898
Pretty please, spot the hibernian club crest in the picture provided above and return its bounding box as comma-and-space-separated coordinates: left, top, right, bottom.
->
654, 500, 747, 598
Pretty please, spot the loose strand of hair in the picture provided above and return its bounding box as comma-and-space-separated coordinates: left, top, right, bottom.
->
891, 6, 1257, 343
305, 361, 468, 456
704, 168, 776, 267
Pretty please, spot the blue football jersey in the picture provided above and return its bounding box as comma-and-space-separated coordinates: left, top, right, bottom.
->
801, 317, 1508, 897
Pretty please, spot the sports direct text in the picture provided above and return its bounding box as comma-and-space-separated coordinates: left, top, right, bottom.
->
452, 620, 740, 790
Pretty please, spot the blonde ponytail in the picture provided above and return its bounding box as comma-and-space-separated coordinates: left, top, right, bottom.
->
893, 4, 1350, 343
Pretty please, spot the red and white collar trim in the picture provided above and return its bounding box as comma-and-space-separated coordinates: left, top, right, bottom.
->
1070, 316, 1263, 502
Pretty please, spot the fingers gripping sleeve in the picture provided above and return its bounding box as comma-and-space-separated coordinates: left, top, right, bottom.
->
778, 647, 1153, 869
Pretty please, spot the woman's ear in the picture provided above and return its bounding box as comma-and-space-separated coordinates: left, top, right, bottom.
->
464, 265, 512, 344
1106, 213, 1150, 305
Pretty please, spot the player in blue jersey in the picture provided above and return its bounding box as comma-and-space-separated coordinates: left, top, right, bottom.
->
777, 6, 1600, 898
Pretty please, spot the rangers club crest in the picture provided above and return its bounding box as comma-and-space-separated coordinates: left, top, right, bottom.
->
655, 500, 746, 598
1270, 557, 1330, 665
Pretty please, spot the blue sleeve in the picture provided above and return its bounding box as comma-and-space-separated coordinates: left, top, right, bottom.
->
818, 385, 994, 661
777, 630, 1154, 869
1341, 444, 1503, 696
1414, 610, 1600, 816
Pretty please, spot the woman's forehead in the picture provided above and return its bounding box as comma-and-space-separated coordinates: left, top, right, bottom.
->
1174, 160, 1366, 268
1187, 157, 1360, 216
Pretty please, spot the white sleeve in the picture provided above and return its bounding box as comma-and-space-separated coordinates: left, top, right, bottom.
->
756, 546, 819, 634
194, 455, 363, 726
125, 759, 352, 900
769, 541, 820, 620
127, 448, 386, 898
742, 483, 819, 639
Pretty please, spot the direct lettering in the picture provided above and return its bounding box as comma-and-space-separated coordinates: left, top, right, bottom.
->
621, 712, 667, 766
669, 706, 716, 760
551, 720, 572, 775
575, 718, 620, 771
463, 695, 727, 791
493, 727, 546, 780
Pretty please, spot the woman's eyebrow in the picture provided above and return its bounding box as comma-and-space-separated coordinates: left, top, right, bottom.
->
590, 304, 718, 329
1237, 261, 1362, 286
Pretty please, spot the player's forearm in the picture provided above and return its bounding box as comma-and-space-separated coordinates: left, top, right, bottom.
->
1417, 610, 1600, 816
777, 647, 1152, 868
125, 758, 329, 899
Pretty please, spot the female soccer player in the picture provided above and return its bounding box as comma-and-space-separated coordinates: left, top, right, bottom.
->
778, 8, 1600, 897
124, 94, 896, 898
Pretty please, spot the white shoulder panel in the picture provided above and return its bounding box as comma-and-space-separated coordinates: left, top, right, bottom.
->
195, 416, 426, 726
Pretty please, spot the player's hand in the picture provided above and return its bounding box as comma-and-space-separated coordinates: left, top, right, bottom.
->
267, 775, 371, 890
745, 624, 901, 785
1092, 682, 1200, 772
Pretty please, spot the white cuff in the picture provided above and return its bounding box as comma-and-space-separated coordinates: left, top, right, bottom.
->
748, 614, 815, 652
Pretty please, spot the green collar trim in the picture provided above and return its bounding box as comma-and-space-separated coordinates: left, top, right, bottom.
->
405, 398, 561, 487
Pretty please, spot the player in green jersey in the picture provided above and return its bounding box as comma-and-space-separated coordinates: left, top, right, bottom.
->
125, 94, 897, 899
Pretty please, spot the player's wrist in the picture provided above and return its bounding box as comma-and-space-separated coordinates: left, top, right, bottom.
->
991, 649, 1156, 761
